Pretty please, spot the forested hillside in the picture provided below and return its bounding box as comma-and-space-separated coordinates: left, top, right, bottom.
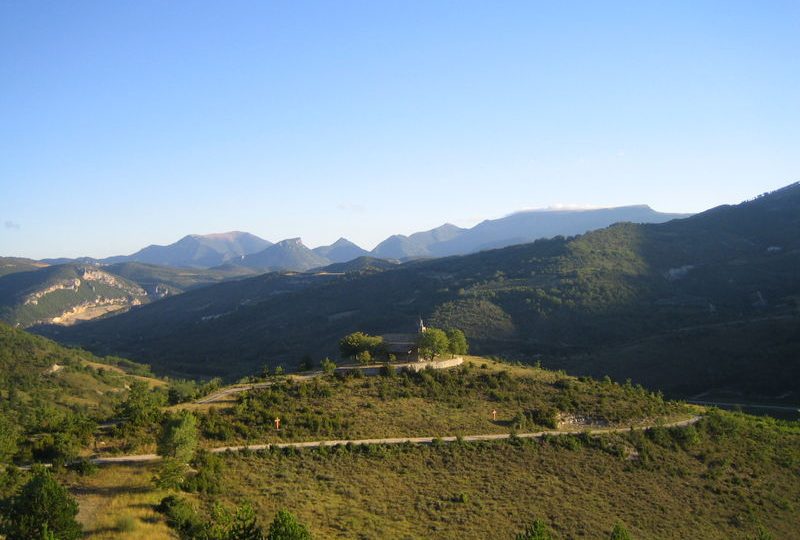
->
0, 323, 161, 464
43, 184, 800, 401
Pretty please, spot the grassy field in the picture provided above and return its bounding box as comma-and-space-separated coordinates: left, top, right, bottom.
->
67, 411, 799, 539
67, 464, 173, 539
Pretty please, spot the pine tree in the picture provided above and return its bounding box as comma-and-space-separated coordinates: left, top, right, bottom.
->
267, 510, 312, 540
1, 467, 82, 540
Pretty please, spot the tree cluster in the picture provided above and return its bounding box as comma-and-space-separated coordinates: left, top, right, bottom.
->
338, 332, 384, 364
417, 327, 468, 360
339, 327, 468, 363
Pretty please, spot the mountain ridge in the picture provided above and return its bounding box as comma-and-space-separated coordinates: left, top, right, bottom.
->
312, 238, 370, 263
30, 204, 691, 270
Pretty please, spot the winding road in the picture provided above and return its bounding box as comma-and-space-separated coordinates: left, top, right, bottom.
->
90, 415, 702, 465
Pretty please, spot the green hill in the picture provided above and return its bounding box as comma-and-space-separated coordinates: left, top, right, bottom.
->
0, 323, 164, 464
60, 362, 799, 539
105, 261, 259, 297
44, 183, 800, 401
316, 256, 399, 274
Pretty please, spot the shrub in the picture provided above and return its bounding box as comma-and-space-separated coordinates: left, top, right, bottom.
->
154, 459, 191, 490
452, 492, 470, 503
267, 510, 312, 540
156, 495, 206, 538
320, 357, 336, 374
646, 426, 673, 448
515, 518, 553, 539
610, 522, 632, 539
671, 425, 700, 449
379, 363, 396, 377
116, 515, 137, 533
558, 435, 582, 451
67, 457, 98, 476
183, 450, 225, 494
298, 355, 314, 371
528, 407, 558, 429
168, 380, 200, 405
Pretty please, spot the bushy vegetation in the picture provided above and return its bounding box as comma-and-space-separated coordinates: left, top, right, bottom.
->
168, 377, 223, 404
114, 380, 167, 450
198, 361, 685, 445
178, 411, 798, 539
266, 510, 311, 540
0, 323, 164, 464
156, 494, 309, 540
515, 519, 553, 540
0, 466, 82, 540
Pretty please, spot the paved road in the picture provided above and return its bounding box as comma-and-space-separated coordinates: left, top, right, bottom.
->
90, 415, 702, 465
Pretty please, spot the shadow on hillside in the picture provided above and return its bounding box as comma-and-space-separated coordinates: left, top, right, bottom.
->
71, 484, 152, 497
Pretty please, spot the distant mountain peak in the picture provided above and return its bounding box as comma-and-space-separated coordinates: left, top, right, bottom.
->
312, 238, 369, 264
101, 231, 272, 268
276, 237, 304, 247
238, 238, 328, 271
331, 237, 357, 246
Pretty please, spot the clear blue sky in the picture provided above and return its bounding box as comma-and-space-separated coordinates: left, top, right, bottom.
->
1, 1, 798, 259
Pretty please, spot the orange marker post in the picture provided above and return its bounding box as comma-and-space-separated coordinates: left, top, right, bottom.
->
274, 417, 281, 430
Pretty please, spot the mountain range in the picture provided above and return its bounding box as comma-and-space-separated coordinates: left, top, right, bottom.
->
0, 204, 689, 326
372, 205, 689, 259
37, 205, 689, 271
38, 183, 800, 403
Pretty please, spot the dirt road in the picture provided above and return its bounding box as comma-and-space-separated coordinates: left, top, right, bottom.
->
90, 415, 702, 465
